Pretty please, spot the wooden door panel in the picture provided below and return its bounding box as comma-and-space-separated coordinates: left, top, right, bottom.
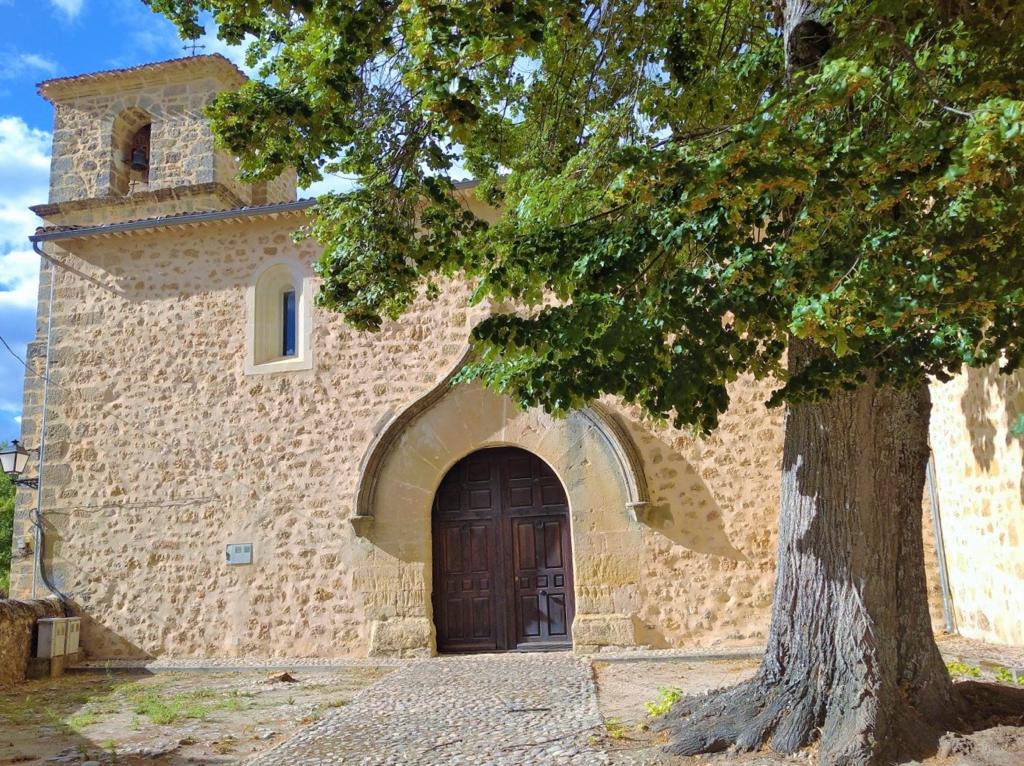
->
542, 520, 564, 568
519, 594, 541, 637
511, 515, 574, 646
435, 520, 498, 651
515, 519, 537, 569
546, 592, 568, 636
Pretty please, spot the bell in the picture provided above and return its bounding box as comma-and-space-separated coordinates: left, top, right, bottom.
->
130, 147, 148, 172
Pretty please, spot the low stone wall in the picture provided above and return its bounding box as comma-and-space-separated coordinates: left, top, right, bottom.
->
0, 598, 63, 686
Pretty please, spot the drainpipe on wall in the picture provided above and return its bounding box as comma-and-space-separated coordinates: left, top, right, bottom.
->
925, 448, 956, 635
29, 240, 67, 614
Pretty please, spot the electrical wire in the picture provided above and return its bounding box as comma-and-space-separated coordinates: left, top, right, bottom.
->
0, 334, 38, 378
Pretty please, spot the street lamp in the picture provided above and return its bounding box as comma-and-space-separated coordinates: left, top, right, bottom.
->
0, 440, 38, 489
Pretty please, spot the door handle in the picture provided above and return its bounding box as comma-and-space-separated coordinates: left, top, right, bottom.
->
539, 590, 548, 596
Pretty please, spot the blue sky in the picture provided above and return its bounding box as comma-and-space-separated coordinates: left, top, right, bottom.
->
0, 0, 341, 443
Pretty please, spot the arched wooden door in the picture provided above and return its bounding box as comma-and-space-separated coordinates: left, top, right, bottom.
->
431, 447, 575, 653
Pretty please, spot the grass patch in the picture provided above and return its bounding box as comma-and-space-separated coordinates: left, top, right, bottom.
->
0, 696, 36, 726
122, 686, 249, 725
66, 710, 98, 733
993, 666, 1024, 685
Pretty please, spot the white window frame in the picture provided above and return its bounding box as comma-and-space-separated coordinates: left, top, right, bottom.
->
244, 258, 314, 375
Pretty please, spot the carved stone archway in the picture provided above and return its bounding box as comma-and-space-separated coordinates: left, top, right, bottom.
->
351, 355, 650, 657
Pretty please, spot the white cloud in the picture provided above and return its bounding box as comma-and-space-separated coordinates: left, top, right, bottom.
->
194, 29, 257, 77
119, 8, 257, 76
0, 249, 40, 309
49, 0, 84, 19
0, 116, 49, 307
0, 52, 59, 79
0, 116, 48, 438
18, 53, 57, 73
0, 401, 22, 416
300, 174, 358, 198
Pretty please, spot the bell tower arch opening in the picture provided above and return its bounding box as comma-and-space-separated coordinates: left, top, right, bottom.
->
110, 107, 152, 196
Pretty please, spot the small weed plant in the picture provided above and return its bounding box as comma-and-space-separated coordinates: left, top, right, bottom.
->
994, 666, 1023, 685
946, 661, 982, 679
646, 687, 684, 718
604, 717, 629, 740
66, 710, 97, 733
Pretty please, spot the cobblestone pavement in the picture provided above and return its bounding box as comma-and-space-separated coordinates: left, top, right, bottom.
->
248, 652, 606, 766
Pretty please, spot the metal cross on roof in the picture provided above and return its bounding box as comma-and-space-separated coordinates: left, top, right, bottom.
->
182, 40, 206, 55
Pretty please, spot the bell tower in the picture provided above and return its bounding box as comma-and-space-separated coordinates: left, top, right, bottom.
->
36, 55, 295, 216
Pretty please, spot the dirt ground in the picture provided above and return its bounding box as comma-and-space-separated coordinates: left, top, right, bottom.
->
592, 657, 1024, 766
0, 666, 390, 765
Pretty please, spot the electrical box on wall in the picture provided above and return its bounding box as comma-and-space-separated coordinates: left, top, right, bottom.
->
36, 618, 67, 658
65, 617, 81, 654
226, 543, 253, 565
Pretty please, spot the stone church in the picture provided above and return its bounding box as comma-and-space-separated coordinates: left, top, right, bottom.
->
9, 55, 1023, 658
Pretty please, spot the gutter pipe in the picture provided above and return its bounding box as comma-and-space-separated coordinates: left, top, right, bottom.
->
925, 448, 956, 634
28, 240, 68, 614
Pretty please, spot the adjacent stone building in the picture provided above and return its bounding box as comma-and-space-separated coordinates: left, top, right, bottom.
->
8, 55, 1022, 659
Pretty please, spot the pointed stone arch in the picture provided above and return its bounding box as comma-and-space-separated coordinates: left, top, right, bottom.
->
351, 350, 651, 656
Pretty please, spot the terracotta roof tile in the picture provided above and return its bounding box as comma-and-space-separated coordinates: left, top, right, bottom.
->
37, 54, 246, 99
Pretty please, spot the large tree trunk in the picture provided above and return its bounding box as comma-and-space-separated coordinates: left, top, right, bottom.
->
658, 340, 962, 765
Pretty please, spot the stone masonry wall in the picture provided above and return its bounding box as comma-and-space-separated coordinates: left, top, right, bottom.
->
929, 368, 1024, 645
11, 217, 475, 657
9, 208, 958, 657
0, 599, 63, 686
15, 55, 997, 659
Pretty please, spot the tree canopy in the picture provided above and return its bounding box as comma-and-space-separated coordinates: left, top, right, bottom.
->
152, 0, 1024, 432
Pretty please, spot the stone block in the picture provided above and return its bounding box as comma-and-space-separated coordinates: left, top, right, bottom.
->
571, 613, 638, 653
368, 617, 434, 658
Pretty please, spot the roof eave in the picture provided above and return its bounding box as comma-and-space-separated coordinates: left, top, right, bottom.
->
30, 198, 317, 243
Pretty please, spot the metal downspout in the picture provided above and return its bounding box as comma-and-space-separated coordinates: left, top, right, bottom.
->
926, 448, 956, 634
29, 240, 66, 612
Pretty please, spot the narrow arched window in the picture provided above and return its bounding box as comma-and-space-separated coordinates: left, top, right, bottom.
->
245, 261, 313, 374
282, 288, 297, 357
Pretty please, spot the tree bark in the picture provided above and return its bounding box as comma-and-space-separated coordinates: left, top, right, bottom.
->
658, 340, 962, 765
